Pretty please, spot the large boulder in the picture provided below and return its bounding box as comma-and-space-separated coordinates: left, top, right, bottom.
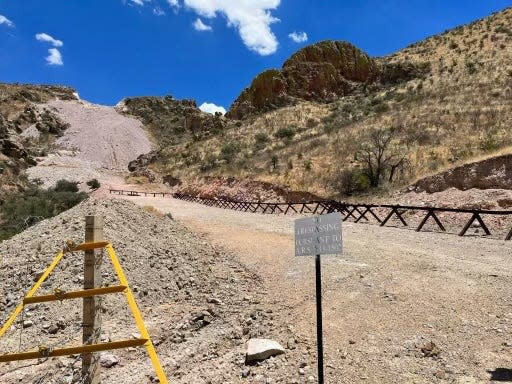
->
128, 151, 159, 172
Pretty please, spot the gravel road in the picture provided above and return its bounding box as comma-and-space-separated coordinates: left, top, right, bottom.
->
122, 195, 512, 384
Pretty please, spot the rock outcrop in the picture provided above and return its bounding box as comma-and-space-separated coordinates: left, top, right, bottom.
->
117, 95, 226, 142
411, 154, 512, 193
0, 83, 78, 197
118, 95, 227, 180
227, 40, 429, 120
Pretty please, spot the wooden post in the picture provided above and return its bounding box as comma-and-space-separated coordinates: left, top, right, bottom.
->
82, 216, 104, 384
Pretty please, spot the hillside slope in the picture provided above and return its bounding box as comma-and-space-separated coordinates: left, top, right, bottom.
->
26, 99, 151, 188
0, 84, 76, 197
126, 7, 511, 200
0, 199, 308, 383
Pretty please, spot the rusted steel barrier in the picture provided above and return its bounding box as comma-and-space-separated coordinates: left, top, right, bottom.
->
171, 193, 512, 241
109, 189, 173, 198
109, 189, 512, 240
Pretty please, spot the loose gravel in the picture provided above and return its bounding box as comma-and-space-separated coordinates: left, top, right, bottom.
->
0, 199, 312, 384
27, 99, 151, 188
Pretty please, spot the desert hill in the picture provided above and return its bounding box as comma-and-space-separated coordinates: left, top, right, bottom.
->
0, 84, 76, 197
120, 6, 511, 200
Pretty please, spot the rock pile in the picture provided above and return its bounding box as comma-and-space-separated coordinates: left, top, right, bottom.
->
0, 199, 313, 383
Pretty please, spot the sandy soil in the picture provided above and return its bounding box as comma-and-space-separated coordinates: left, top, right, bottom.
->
119, 194, 512, 383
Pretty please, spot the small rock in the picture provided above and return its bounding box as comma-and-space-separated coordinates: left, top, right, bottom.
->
245, 338, 285, 363
241, 367, 251, 378
99, 353, 119, 368
420, 341, 440, 357
22, 320, 33, 328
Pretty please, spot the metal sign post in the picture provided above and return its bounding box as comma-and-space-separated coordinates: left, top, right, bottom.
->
295, 212, 342, 384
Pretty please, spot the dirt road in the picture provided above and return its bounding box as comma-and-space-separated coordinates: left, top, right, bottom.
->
119, 194, 512, 383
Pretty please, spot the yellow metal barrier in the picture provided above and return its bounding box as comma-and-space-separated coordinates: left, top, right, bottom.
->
23, 285, 127, 305
0, 339, 148, 363
0, 242, 169, 383
0, 250, 65, 338
106, 244, 168, 383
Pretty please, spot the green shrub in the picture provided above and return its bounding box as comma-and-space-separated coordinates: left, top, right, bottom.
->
479, 134, 500, 152
54, 179, 79, 193
334, 168, 370, 196
199, 153, 217, 172
0, 182, 88, 241
254, 133, 270, 150
271, 155, 279, 171
465, 61, 478, 74
306, 118, 319, 128
86, 179, 100, 190
220, 142, 240, 163
274, 127, 295, 141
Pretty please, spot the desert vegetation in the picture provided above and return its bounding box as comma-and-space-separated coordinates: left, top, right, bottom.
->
0, 179, 88, 240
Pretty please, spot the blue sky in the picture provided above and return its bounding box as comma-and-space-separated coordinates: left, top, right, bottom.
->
0, 1, 510, 113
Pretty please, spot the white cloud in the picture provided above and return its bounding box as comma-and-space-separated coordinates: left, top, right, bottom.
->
153, 7, 166, 16
193, 18, 212, 31
288, 31, 308, 43
167, 0, 180, 9
46, 48, 63, 66
36, 33, 64, 66
199, 102, 226, 115
35, 33, 63, 47
0, 14, 14, 27
130, 0, 148, 5
184, 0, 280, 55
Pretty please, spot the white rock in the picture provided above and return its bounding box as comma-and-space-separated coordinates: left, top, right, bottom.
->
246, 338, 285, 363
99, 353, 119, 368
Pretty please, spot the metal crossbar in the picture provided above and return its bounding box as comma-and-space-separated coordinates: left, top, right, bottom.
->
0, 339, 148, 363
23, 286, 127, 305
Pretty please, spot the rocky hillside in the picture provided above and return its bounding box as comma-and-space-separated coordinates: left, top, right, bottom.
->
131, 7, 511, 200
0, 83, 77, 197
116, 95, 226, 182
227, 41, 429, 120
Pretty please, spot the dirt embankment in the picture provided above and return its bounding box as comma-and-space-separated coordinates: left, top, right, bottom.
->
411, 154, 512, 193
176, 176, 324, 203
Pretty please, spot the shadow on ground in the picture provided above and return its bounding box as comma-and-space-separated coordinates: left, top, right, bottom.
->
488, 368, 512, 381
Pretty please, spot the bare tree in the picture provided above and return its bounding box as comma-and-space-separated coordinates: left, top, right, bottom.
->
356, 127, 408, 187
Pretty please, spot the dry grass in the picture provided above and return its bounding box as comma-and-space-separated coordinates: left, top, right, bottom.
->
141, 204, 165, 217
